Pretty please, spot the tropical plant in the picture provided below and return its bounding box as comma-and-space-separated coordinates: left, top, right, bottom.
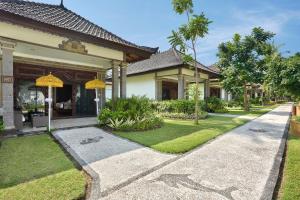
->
99, 96, 163, 131
0, 118, 4, 133
168, 0, 211, 124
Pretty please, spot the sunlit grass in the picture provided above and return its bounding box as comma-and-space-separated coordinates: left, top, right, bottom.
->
115, 116, 248, 154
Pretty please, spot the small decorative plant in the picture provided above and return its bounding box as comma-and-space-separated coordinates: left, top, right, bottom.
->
0, 117, 5, 134
99, 96, 163, 131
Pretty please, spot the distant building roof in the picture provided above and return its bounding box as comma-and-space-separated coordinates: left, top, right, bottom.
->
127, 48, 219, 76
208, 65, 220, 73
0, 0, 158, 55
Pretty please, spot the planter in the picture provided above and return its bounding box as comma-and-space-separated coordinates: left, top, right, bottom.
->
292, 105, 297, 116
290, 120, 300, 137
296, 106, 300, 116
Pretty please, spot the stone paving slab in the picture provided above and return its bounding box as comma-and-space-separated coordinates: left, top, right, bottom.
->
53, 127, 176, 199
102, 104, 292, 200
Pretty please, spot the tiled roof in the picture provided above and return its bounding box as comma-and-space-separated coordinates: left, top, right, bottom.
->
208, 65, 220, 73
0, 0, 157, 53
127, 48, 219, 75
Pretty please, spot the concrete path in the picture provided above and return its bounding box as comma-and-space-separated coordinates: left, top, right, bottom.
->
52, 127, 176, 200
100, 104, 291, 200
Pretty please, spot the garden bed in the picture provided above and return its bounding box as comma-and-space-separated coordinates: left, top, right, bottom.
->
0, 134, 86, 200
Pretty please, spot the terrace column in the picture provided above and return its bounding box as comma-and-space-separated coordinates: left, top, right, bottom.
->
120, 62, 127, 99
224, 90, 229, 101
111, 61, 119, 102
178, 74, 185, 99
204, 79, 210, 99
0, 39, 16, 130
155, 79, 162, 100
97, 71, 106, 110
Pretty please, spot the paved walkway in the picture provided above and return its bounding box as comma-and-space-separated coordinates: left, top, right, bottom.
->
101, 104, 291, 200
53, 127, 176, 200
54, 104, 291, 200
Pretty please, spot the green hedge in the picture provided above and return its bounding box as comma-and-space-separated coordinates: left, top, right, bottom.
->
152, 98, 227, 114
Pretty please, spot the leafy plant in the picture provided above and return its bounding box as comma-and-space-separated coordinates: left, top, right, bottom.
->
168, 0, 211, 124
206, 97, 228, 113
159, 111, 208, 120
107, 116, 163, 131
0, 118, 4, 133
99, 96, 163, 131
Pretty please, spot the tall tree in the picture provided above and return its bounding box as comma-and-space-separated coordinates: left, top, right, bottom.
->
217, 27, 274, 111
281, 53, 300, 97
168, 0, 211, 124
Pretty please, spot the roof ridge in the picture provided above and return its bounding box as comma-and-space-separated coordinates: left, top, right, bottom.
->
10, 0, 62, 8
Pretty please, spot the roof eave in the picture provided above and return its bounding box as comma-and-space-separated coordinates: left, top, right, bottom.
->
0, 10, 156, 62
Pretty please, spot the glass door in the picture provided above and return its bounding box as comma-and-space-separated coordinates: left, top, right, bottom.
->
75, 84, 96, 116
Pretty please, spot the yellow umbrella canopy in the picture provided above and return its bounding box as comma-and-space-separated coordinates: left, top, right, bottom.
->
85, 79, 105, 89
36, 73, 63, 88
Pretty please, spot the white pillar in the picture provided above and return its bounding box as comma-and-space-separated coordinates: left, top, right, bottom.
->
155, 79, 162, 100
204, 79, 210, 99
0, 39, 16, 130
221, 88, 226, 100
112, 61, 119, 102
120, 62, 127, 99
178, 74, 185, 99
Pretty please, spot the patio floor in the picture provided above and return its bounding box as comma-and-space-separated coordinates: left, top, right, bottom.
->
21, 117, 98, 133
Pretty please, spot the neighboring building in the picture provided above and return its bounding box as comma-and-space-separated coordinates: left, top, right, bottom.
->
106, 48, 231, 101
0, 0, 157, 129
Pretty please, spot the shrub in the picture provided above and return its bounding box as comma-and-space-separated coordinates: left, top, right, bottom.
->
99, 96, 163, 131
159, 111, 208, 120
0, 117, 4, 133
293, 116, 300, 123
205, 97, 228, 113
107, 116, 163, 131
152, 99, 199, 114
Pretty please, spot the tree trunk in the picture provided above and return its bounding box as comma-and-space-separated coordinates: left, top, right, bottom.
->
261, 90, 264, 106
192, 43, 199, 125
243, 83, 249, 111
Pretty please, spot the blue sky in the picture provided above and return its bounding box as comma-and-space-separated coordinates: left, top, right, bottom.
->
34, 0, 300, 65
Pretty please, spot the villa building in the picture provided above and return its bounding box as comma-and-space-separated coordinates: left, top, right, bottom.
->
0, 0, 157, 129
106, 48, 232, 101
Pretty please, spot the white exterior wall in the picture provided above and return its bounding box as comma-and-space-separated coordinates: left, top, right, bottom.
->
221, 88, 226, 100
127, 73, 156, 99
105, 84, 112, 100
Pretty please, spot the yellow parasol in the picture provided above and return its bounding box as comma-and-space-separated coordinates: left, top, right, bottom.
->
85, 79, 105, 89
85, 78, 105, 115
36, 73, 63, 88
36, 73, 63, 131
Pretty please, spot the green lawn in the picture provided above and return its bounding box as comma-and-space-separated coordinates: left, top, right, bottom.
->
226, 104, 278, 117
278, 134, 300, 200
115, 116, 248, 154
0, 134, 86, 200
